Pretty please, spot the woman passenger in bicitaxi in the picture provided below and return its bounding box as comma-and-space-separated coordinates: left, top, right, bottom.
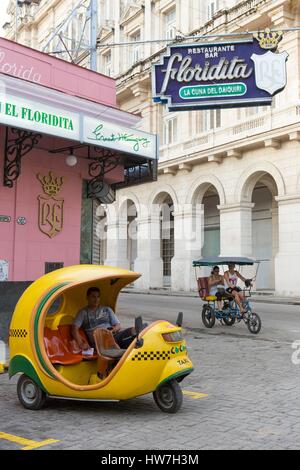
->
224, 263, 247, 315
208, 266, 225, 312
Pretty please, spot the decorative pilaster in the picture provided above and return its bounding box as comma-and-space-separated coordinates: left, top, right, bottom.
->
134, 215, 163, 289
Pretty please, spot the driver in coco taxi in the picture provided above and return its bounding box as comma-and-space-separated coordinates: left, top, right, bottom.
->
71, 287, 137, 350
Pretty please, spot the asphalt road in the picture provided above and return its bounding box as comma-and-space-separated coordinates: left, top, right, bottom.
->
0, 293, 299, 450
117, 292, 300, 344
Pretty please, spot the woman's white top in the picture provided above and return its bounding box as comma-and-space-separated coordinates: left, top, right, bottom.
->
226, 271, 238, 287
209, 277, 224, 295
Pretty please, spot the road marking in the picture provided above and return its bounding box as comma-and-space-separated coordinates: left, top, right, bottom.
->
0, 432, 59, 450
183, 390, 209, 400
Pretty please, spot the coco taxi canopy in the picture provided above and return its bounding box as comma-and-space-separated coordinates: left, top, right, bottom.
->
0, 37, 157, 191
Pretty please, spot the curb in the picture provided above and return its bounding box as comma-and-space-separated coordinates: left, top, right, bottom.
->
122, 289, 300, 306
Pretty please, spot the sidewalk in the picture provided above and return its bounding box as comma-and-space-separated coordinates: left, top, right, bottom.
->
122, 288, 300, 305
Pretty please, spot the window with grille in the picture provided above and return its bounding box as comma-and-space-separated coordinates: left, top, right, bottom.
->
160, 202, 174, 278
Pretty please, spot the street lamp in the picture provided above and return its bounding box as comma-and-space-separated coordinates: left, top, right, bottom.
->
66, 149, 78, 167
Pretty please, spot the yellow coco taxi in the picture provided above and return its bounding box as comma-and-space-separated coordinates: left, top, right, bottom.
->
9, 265, 193, 413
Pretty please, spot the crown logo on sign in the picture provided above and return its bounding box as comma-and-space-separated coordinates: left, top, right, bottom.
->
254, 28, 283, 50
37, 171, 65, 197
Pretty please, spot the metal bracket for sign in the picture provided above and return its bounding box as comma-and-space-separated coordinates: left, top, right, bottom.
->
3, 127, 42, 188
87, 148, 122, 202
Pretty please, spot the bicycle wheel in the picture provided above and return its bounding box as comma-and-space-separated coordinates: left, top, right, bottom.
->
202, 304, 215, 328
247, 312, 262, 334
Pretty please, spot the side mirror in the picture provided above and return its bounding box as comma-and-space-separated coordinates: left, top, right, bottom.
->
176, 312, 183, 327
135, 316, 143, 336
135, 316, 144, 349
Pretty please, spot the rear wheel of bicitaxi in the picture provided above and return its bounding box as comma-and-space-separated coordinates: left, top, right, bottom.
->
247, 312, 262, 335
202, 305, 215, 328
17, 374, 46, 410
153, 379, 183, 414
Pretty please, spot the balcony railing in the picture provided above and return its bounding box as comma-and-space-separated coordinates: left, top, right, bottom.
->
159, 103, 300, 162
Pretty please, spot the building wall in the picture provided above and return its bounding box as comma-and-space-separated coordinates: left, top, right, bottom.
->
0, 126, 86, 281
112, 138, 300, 296
4, 0, 300, 295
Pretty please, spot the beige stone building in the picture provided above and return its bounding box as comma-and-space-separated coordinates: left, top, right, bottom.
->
3, 0, 300, 296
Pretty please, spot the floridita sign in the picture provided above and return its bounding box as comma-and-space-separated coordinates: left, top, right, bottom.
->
152, 29, 288, 111
0, 93, 79, 140
0, 92, 157, 159
0, 48, 42, 84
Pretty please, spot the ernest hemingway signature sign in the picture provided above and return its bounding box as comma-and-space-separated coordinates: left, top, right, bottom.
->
83, 117, 156, 159
152, 31, 288, 111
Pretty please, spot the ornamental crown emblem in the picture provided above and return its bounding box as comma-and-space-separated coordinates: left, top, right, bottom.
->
253, 28, 283, 50
37, 171, 65, 197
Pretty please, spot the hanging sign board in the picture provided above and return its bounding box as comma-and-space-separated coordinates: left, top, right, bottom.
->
0, 91, 157, 160
83, 116, 157, 160
0, 92, 80, 140
152, 30, 288, 111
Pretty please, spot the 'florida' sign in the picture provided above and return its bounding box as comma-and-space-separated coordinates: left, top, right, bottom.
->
152, 29, 288, 111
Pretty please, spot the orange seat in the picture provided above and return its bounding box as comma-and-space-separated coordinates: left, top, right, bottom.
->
58, 325, 98, 360
44, 327, 83, 365
93, 329, 126, 379
197, 277, 210, 300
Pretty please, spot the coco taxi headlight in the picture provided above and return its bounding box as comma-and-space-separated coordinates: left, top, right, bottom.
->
162, 331, 183, 343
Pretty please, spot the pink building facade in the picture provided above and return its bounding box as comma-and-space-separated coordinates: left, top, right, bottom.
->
0, 38, 157, 282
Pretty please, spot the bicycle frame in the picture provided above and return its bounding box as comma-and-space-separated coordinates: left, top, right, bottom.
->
203, 286, 254, 322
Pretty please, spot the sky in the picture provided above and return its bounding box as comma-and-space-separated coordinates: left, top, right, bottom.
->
0, 0, 11, 36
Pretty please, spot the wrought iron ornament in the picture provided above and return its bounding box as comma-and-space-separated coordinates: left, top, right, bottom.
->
87, 149, 121, 202
114, 160, 158, 190
4, 127, 42, 188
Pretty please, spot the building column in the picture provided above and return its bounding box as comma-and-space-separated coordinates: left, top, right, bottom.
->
105, 218, 129, 269
218, 203, 255, 257
274, 195, 300, 296
271, 206, 279, 288
134, 216, 163, 289
113, 0, 121, 76
144, 0, 152, 58
171, 207, 203, 291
